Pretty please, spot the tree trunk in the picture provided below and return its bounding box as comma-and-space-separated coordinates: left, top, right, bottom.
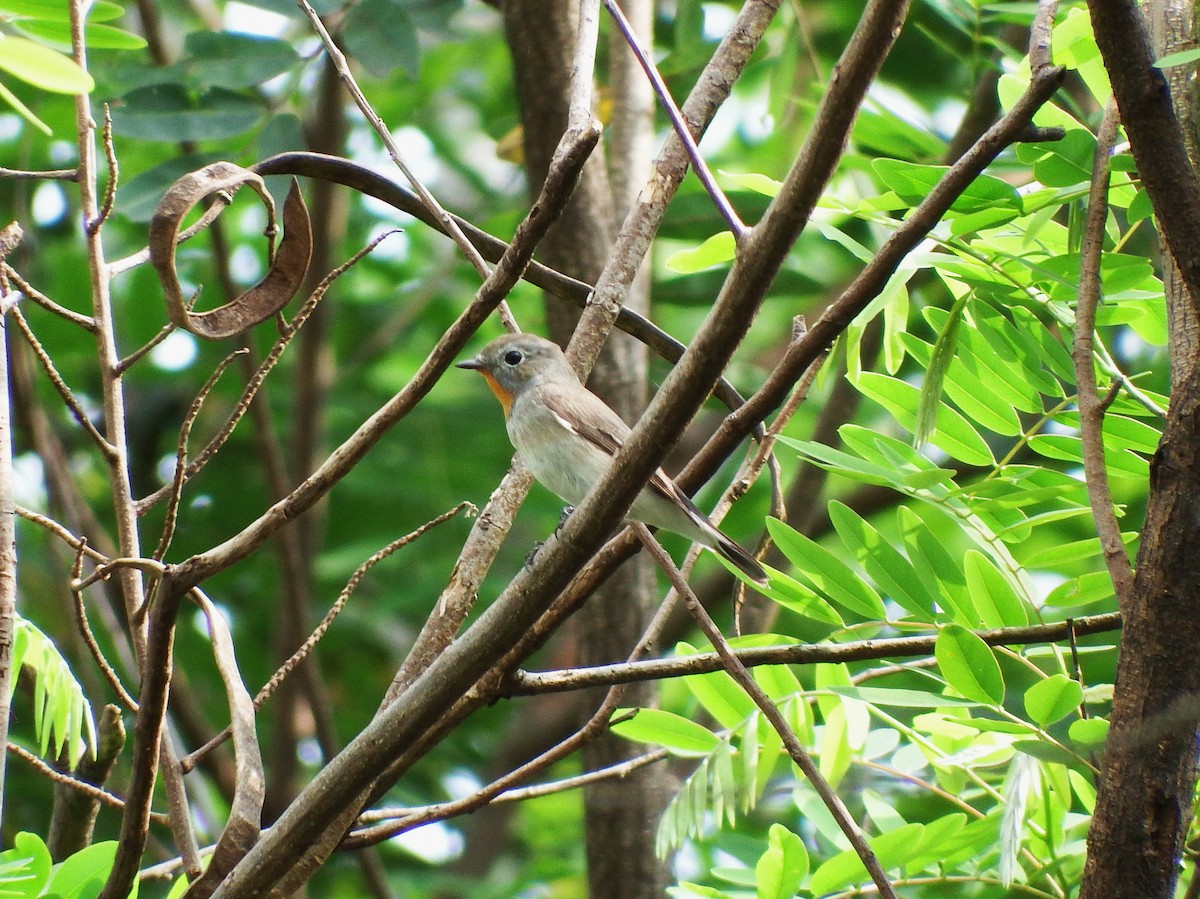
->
502, 1, 671, 895
1081, 1, 1200, 895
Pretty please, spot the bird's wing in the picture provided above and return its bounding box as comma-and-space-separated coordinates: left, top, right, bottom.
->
540, 382, 708, 524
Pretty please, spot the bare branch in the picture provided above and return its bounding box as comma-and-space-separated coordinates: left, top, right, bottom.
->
507, 611, 1124, 694
1073, 99, 1135, 603
10, 307, 116, 458
71, 540, 138, 711
632, 522, 898, 899
0, 222, 19, 829
183, 503, 474, 772
137, 232, 392, 514
153, 349, 249, 561
90, 106, 118, 235
0, 167, 77, 180
602, 0, 746, 238
9, 738, 168, 824
2, 264, 96, 331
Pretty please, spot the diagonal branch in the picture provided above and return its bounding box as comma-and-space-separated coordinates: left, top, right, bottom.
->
631, 522, 898, 899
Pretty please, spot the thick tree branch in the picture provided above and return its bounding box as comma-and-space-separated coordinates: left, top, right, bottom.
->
1086, 0, 1200, 316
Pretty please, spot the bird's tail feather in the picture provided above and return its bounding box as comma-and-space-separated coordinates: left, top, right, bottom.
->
713, 532, 768, 585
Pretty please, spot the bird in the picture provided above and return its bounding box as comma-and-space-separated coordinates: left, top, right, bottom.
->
457, 333, 768, 584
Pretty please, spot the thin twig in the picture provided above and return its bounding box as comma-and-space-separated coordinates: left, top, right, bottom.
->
602, 0, 746, 238
293, 0, 517, 331
7, 742, 170, 825
115, 322, 176, 374
2, 264, 96, 330
631, 523, 899, 899
0, 167, 77, 180
507, 611, 1123, 695
153, 348, 248, 561
90, 105, 118, 235
71, 540, 138, 711
1072, 99, 1134, 603
348, 742, 666, 844
71, 556, 167, 593
15, 506, 108, 563
136, 232, 393, 514
181, 502, 473, 772
10, 306, 115, 458
350, 534, 685, 849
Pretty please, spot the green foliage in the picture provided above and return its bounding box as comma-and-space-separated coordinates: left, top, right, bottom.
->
609, 7, 1156, 896
11, 616, 96, 769
0, 0, 1170, 895
0, 833, 134, 899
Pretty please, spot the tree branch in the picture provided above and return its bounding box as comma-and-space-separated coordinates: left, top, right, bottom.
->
1073, 100, 1135, 603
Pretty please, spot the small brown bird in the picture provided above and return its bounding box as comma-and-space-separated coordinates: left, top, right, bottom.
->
458, 333, 767, 584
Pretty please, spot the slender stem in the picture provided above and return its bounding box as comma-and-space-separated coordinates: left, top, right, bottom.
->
602, 0, 746, 238
0, 224, 22, 829
631, 523, 899, 899
1073, 99, 1134, 603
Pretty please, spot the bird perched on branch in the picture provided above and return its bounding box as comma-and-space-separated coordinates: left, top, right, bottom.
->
457, 333, 768, 584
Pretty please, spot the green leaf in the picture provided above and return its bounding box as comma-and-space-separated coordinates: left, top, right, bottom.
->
1155, 47, 1200, 68
1012, 739, 1080, 766
765, 518, 885, 619
820, 702, 852, 787
872, 158, 1022, 214
0, 78, 52, 134
181, 32, 300, 90
854, 372, 995, 465
896, 506, 975, 625
43, 841, 118, 899
963, 551, 1028, 628
0, 832, 52, 898
1024, 674, 1083, 727
755, 824, 808, 899
830, 686, 978, 708
15, 19, 148, 50
0, 0, 124, 20
678, 643, 756, 729
611, 708, 721, 757
111, 85, 263, 142
0, 35, 94, 93
13, 617, 95, 767
757, 565, 844, 626
343, 0, 421, 78
808, 823, 925, 895
936, 624, 1005, 705
721, 170, 782, 197
915, 294, 967, 448
828, 502, 937, 618
665, 231, 737, 273
1069, 717, 1110, 747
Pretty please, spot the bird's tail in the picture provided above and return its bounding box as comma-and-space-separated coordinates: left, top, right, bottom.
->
711, 531, 768, 585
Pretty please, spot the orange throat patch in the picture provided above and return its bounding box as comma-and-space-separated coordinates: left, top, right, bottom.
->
479, 371, 513, 417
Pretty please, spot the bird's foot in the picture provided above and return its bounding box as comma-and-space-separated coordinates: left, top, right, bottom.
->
524, 541, 544, 570
555, 505, 575, 536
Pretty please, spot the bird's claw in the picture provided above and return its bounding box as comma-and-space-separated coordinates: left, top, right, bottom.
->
555, 505, 575, 535
524, 541, 545, 570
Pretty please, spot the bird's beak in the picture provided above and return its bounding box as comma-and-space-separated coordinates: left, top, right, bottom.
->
456, 356, 483, 371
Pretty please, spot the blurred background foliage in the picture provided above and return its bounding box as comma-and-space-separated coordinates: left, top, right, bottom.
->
0, 0, 1159, 895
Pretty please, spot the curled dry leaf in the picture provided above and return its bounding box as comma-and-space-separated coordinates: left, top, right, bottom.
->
148, 162, 313, 340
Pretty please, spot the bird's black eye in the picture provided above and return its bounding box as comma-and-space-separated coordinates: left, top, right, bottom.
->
503, 350, 523, 366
